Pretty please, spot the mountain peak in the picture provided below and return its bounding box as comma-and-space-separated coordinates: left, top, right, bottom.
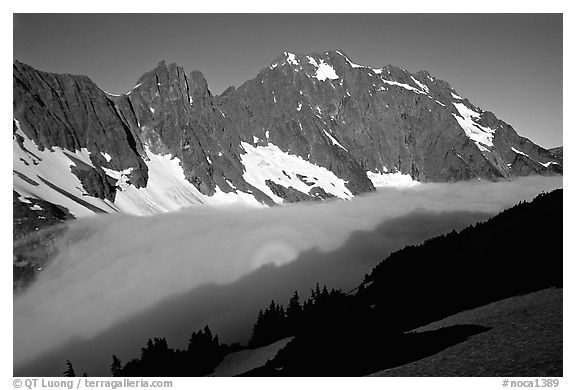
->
13, 55, 563, 222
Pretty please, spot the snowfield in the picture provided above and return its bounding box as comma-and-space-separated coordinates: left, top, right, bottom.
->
367, 171, 420, 188
13, 120, 119, 217
90, 147, 262, 215
13, 119, 262, 217
211, 337, 294, 376
452, 103, 496, 152
240, 141, 353, 203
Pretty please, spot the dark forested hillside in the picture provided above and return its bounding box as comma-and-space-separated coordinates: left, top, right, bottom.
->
361, 188, 562, 331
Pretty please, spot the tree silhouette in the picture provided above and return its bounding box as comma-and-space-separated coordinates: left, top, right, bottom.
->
187, 325, 223, 375
287, 291, 302, 318
286, 290, 302, 331
63, 360, 76, 377
249, 299, 290, 347
111, 355, 122, 377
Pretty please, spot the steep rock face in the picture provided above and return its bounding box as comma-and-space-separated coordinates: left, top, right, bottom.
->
117, 61, 270, 203
14, 61, 149, 189
548, 147, 563, 161
250, 51, 561, 182
13, 51, 563, 220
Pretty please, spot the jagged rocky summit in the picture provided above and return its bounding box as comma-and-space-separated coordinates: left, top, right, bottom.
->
13, 50, 562, 222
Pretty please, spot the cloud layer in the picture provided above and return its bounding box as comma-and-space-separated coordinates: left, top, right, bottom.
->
13, 176, 562, 370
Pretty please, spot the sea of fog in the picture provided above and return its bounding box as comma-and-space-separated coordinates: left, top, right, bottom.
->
13, 176, 562, 375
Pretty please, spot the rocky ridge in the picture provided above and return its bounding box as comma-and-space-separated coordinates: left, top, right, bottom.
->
13, 50, 562, 220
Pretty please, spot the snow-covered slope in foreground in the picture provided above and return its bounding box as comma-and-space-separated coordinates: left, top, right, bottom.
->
211, 337, 294, 376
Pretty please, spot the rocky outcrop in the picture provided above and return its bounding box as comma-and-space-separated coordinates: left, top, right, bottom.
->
14, 61, 149, 188
548, 147, 563, 161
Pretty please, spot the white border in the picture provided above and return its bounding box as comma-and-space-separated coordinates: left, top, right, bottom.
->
3, 4, 573, 389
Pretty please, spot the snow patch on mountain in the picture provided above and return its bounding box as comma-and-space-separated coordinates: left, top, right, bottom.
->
101, 152, 112, 162
510, 147, 559, 169
322, 129, 348, 152
14, 116, 263, 218
367, 171, 420, 188
13, 120, 118, 217
307, 56, 318, 67
212, 337, 294, 377
284, 52, 299, 66
126, 83, 142, 95
335, 50, 383, 74
210, 186, 263, 208
380, 79, 427, 95
336, 51, 365, 69
240, 142, 353, 203
511, 147, 529, 158
105, 147, 261, 215
411, 76, 429, 93
314, 59, 339, 81
452, 103, 495, 152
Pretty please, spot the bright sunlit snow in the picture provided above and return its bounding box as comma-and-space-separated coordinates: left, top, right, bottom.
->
510, 147, 558, 169
367, 171, 420, 187
307, 56, 318, 67
314, 59, 339, 81
411, 76, 429, 93
511, 147, 530, 158
240, 142, 353, 203
13, 120, 119, 217
100, 152, 112, 162
285, 52, 299, 66
380, 80, 428, 95
452, 103, 495, 152
103, 147, 260, 215
323, 129, 348, 152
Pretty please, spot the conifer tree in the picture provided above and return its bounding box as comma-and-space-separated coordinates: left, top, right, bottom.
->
287, 291, 302, 318
313, 283, 321, 299
63, 360, 76, 377
111, 355, 122, 377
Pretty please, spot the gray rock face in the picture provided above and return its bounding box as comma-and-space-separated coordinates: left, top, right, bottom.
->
14, 61, 149, 188
548, 147, 563, 161
13, 50, 563, 213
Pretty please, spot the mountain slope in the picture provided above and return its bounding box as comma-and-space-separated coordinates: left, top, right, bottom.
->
370, 288, 562, 376
239, 189, 562, 376
13, 51, 562, 221
548, 146, 563, 161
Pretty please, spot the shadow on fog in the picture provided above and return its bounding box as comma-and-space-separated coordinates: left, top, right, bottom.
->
16, 209, 492, 376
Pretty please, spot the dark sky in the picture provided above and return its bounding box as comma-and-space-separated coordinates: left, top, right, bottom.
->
13, 14, 562, 148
